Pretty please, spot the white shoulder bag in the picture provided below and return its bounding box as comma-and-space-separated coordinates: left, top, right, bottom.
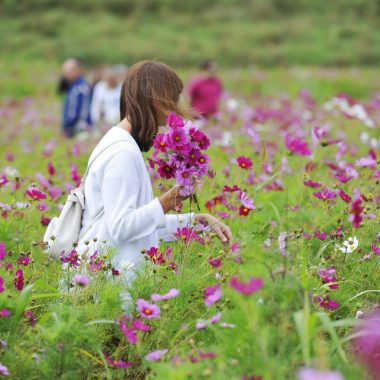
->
43, 139, 129, 259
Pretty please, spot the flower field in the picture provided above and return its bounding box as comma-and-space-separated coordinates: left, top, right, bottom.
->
1, 77, 380, 379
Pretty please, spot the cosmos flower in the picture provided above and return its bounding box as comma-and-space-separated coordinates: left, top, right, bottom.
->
0, 242, 6, 260
104, 353, 133, 369
24, 311, 37, 327
297, 367, 344, 380
0, 277, 4, 293
204, 284, 223, 306
338, 190, 351, 203
175, 227, 202, 245
167, 112, 185, 128
370, 243, 380, 255
314, 188, 337, 201
315, 296, 339, 310
60, 250, 80, 268
145, 246, 166, 265
119, 321, 137, 345
0, 363, 10, 377
285, 134, 312, 156
0, 309, 10, 318
151, 288, 180, 302
303, 180, 322, 188
349, 198, 363, 229
73, 274, 90, 287
132, 320, 151, 332
229, 276, 263, 296
17, 255, 30, 266
26, 186, 47, 201
145, 349, 168, 362
236, 156, 253, 170
354, 310, 380, 377
318, 267, 339, 290
136, 299, 161, 320
14, 269, 24, 291
314, 230, 327, 241
339, 237, 359, 253
208, 258, 222, 268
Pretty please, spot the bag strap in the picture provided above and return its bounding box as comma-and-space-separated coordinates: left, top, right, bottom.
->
80, 138, 131, 185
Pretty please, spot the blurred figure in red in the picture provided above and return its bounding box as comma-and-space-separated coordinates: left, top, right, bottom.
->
188, 60, 223, 119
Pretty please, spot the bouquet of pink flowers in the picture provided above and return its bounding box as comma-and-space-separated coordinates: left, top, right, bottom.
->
149, 113, 213, 201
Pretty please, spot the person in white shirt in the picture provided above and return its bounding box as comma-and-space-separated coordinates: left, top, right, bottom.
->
77, 60, 232, 276
90, 67, 123, 126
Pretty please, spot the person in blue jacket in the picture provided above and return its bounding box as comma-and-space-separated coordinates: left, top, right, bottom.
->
61, 58, 92, 137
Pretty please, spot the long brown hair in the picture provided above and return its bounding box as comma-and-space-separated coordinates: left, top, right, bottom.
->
120, 60, 192, 152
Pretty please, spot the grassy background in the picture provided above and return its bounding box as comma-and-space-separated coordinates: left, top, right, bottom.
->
1, 0, 380, 67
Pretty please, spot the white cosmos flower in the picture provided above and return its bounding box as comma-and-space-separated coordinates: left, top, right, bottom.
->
339, 236, 359, 253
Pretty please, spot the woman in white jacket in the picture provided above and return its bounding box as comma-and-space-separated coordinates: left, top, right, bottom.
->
77, 60, 232, 273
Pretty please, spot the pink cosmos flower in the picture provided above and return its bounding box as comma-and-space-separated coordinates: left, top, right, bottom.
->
204, 284, 223, 306
230, 276, 263, 296
314, 230, 327, 241
0, 309, 10, 318
236, 156, 253, 170
104, 353, 133, 369
297, 367, 344, 380
40, 216, 51, 226
26, 186, 47, 201
119, 321, 137, 345
338, 189, 351, 203
370, 243, 380, 255
319, 267, 339, 290
167, 112, 185, 128
303, 180, 322, 188
336, 174, 353, 183
49, 186, 63, 200
145, 246, 166, 265
47, 162, 56, 176
315, 296, 339, 310
354, 310, 380, 377
60, 250, 80, 268
145, 349, 168, 362
17, 255, 30, 266
0, 363, 10, 377
0, 277, 4, 293
153, 134, 169, 153
14, 269, 24, 291
314, 188, 336, 201
189, 127, 210, 150
151, 288, 180, 302
70, 164, 81, 186
36, 203, 49, 211
285, 134, 312, 156
208, 258, 222, 268
0, 242, 6, 260
356, 156, 377, 169
0, 175, 8, 187
136, 299, 161, 320
132, 320, 151, 332
349, 198, 363, 229
176, 227, 202, 245
73, 274, 90, 287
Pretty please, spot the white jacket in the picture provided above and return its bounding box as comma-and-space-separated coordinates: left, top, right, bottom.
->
77, 126, 193, 271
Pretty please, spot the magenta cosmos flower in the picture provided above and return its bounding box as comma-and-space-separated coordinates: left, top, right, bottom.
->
285, 134, 312, 156
0, 363, 10, 377
14, 269, 24, 291
0, 277, 4, 293
145, 349, 168, 362
136, 299, 160, 319
119, 321, 137, 345
26, 186, 47, 201
189, 127, 210, 150
176, 227, 202, 245
338, 189, 351, 203
318, 267, 339, 290
315, 296, 339, 310
236, 156, 253, 170
167, 112, 185, 128
204, 284, 223, 306
60, 249, 80, 268
349, 198, 364, 229
0, 242, 5, 260
303, 180, 322, 188
314, 188, 336, 201
230, 276, 263, 296
17, 255, 30, 266
0, 309, 10, 318
354, 310, 380, 377
151, 288, 180, 302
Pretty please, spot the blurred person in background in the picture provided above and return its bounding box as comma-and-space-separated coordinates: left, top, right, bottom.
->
188, 59, 223, 119
91, 65, 126, 127
61, 58, 92, 138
